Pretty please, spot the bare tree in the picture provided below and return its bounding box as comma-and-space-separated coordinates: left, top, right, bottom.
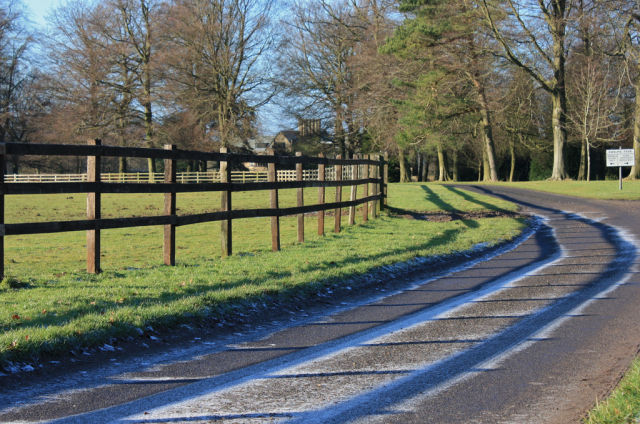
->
43, 1, 115, 141
480, 0, 575, 180
277, 0, 362, 157
607, 1, 640, 179
110, 0, 159, 176
497, 67, 548, 181
0, 0, 31, 147
567, 56, 623, 181
162, 0, 276, 149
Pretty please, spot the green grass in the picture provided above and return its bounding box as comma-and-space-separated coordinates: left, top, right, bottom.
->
584, 359, 640, 423
0, 183, 525, 366
466, 180, 640, 200
389, 183, 519, 212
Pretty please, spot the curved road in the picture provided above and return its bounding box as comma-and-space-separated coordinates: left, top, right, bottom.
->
2, 185, 640, 423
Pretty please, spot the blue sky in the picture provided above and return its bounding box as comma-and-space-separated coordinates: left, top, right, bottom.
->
23, 0, 64, 28
20, 0, 289, 135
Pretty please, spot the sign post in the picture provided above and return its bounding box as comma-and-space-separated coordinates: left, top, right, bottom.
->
606, 148, 635, 190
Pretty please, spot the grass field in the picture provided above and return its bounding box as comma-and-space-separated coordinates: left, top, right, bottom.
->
471, 180, 640, 200
0, 183, 525, 367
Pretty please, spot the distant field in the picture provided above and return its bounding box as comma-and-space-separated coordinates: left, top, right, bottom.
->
463, 180, 640, 200
0, 183, 525, 366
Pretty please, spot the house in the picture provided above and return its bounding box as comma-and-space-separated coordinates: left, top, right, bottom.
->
273, 119, 333, 156
241, 135, 272, 171
245, 136, 271, 154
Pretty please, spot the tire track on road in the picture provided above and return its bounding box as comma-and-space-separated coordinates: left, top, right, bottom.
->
3, 198, 635, 424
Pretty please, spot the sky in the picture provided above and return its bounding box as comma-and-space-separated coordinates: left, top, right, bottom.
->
23, 0, 64, 28
20, 0, 290, 136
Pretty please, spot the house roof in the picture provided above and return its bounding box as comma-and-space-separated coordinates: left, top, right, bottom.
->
276, 130, 299, 143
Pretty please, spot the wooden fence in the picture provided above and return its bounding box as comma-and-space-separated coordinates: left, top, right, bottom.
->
0, 141, 387, 278
4, 168, 355, 183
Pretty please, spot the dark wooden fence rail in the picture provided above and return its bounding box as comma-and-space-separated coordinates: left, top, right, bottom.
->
0, 140, 388, 279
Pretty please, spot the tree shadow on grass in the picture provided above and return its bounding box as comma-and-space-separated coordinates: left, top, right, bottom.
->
420, 185, 479, 228
0, 225, 465, 337
442, 185, 510, 213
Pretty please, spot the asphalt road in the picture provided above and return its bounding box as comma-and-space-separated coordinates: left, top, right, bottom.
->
2, 185, 640, 423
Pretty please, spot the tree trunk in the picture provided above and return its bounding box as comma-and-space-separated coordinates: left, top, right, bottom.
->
452, 150, 459, 181
550, 33, 569, 182
586, 139, 591, 182
477, 87, 498, 182
335, 106, 347, 158
398, 148, 410, 182
143, 87, 155, 180
437, 143, 448, 182
577, 136, 587, 181
628, 82, 640, 179
509, 137, 517, 182
421, 155, 428, 182
118, 157, 127, 174
482, 149, 490, 181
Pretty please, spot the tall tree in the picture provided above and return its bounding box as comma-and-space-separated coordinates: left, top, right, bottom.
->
480, 0, 574, 180
383, 0, 488, 181
349, 0, 403, 158
610, 2, 640, 179
498, 67, 547, 182
44, 0, 114, 141
163, 0, 275, 149
277, 0, 360, 157
110, 0, 158, 176
0, 0, 30, 145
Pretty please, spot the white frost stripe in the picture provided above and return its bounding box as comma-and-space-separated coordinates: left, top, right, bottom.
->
123, 221, 562, 422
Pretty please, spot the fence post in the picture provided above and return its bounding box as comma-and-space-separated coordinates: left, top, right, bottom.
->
349, 154, 358, 226
334, 154, 342, 233
164, 144, 176, 266
383, 152, 388, 209
362, 156, 369, 223
87, 139, 101, 274
0, 144, 5, 280
318, 153, 325, 236
296, 151, 304, 243
267, 148, 280, 251
371, 154, 378, 219
220, 147, 232, 257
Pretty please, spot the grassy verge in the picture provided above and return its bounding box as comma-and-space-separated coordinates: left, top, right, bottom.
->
584, 359, 640, 423
0, 183, 525, 367
461, 180, 640, 200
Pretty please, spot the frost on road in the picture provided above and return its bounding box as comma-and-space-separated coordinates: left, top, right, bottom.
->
0, 190, 637, 424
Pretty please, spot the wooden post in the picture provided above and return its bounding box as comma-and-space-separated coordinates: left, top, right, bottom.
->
334, 154, 342, 233
87, 139, 101, 274
362, 157, 369, 223
318, 153, 325, 236
383, 152, 389, 209
220, 147, 232, 257
0, 143, 5, 281
348, 154, 358, 226
164, 144, 177, 266
371, 154, 378, 219
296, 151, 304, 243
268, 148, 280, 251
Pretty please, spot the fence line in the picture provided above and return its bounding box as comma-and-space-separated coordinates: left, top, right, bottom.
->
0, 141, 388, 279
4, 168, 354, 184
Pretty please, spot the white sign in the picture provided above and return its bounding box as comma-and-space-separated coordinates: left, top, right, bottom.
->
606, 149, 635, 167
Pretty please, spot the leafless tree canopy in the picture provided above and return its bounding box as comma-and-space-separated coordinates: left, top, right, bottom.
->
2, 0, 637, 181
